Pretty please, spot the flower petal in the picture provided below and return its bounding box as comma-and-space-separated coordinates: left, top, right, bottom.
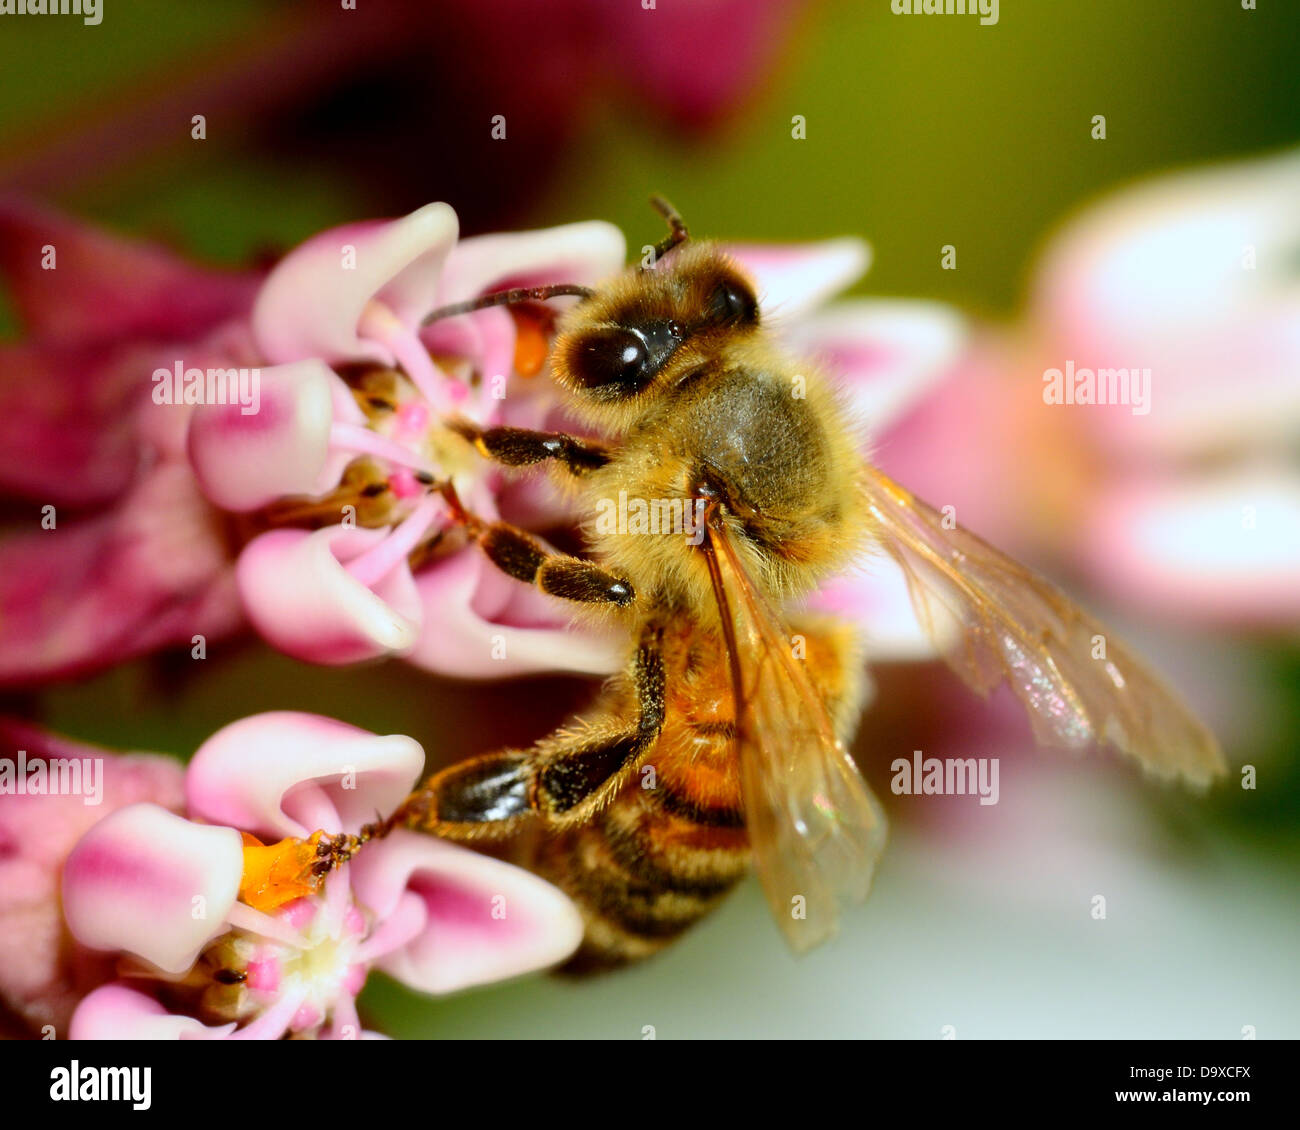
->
1077, 467, 1300, 627
785, 299, 965, 436
349, 831, 584, 994
187, 360, 348, 512
406, 546, 627, 678
729, 238, 870, 322
0, 341, 148, 506
807, 561, 944, 661
69, 983, 235, 1040
432, 220, 626, 309
0, 463, 241, 688
252, 203, 459, 366
62, 804, 243, 974
598, 0, 803, 128
185, 712, 425, 842
1032, 147, 1300, 456
0, 723, 185, 1037
0, 196, 258, 343
236, 525, 422, 665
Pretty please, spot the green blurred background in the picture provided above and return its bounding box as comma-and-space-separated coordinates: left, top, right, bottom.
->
2, 0, 1297, 1037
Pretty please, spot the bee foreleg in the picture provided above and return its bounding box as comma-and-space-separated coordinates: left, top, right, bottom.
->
449, 419, 610, 478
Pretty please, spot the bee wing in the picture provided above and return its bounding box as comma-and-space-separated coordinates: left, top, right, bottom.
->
707, 524, 888, 954
861, 466, 1225, 785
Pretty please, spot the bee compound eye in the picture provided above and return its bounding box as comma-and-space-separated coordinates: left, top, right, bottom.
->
572, 327, 650, 393
707, 280, 759, 326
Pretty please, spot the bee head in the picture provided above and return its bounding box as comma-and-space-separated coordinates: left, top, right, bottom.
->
550, 243, 761, 426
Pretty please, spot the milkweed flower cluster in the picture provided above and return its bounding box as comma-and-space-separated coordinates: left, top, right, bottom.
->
44, 712, 582, 1040
0, 197, 967, 690
0, 196, 972, 1039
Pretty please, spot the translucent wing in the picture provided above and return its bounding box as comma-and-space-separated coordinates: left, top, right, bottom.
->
861, 466, 1225, 785
706, 523, 887, 954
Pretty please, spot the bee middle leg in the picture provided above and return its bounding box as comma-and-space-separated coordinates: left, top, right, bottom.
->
391, 626, 665, 841
438, 481, 634, 607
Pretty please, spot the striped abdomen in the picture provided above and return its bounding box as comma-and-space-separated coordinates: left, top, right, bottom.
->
531, 632, 751, 971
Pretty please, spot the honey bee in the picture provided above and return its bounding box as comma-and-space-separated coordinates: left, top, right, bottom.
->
381, 197, 1224, 971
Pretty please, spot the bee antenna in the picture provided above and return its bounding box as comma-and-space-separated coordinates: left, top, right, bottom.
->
421, 283, 595, 328
645, 194, 689, 270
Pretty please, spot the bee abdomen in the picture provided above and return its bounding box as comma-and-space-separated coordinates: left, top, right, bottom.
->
536, 783, 749, 973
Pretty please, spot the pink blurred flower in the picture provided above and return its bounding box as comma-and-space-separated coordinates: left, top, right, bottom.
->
57, 712, 582, 1040
448, 0, 808, 133
0, 720, 185, 1037
1028, 148, 1300, 629
3, 2, 810, 231
854, 150, 1300, 636
0, 199, 258, 686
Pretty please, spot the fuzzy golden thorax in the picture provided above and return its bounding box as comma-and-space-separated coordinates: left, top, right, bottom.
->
548, 244, 869, 618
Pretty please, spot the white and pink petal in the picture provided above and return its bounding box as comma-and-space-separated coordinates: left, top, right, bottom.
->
69, 983, 236, 1040
252, 203, 459, 368
185, 711, 425, 842
187, 360, 351, 512
349, 831, 584, 994
61, 804, 243, 974
236, 524, 425, 666
729, 238, 870, 323
406, 547, 627, 679
786, 298, 966, 437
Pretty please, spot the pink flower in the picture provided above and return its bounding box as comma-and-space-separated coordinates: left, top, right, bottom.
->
435, 0, 808, 134
853, 150, 1300, 637
1, 196, 962, 687
4, 2, 809, 230
189, 205, 965, 674
58, 712, 583, 1040
188, 203, 636, 676
1027, 149, 1300, 629
0, 720, 186, 1037
0, 199, 259, 686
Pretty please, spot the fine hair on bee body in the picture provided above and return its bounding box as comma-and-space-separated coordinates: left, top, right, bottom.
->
551, 245, 873, 625
379, 195, 1224, 972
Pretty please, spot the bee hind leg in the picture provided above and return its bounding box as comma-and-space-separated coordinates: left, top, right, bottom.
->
391, 731, 643, 844
392, 626, 665, 840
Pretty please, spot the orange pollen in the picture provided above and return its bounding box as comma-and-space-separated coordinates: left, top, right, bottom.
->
510, 307, 550, 377
238, 831, 330, 912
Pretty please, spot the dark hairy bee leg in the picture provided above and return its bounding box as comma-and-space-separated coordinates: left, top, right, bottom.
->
392, 628, 665, 839
482, 524, 635, 605
448, 419, 610, 477
435, 480, 635, 606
